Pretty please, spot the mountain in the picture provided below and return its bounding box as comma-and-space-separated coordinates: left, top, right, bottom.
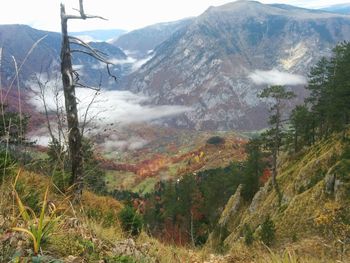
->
111, 19, 193, 58
122, 1, 350, 131
320, 3, 350, 14
0, 24, 128, 88
71, 29, 126, 42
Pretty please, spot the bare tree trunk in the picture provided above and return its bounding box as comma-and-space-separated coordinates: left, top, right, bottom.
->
60, 4, 84, 201
190, 211, 195, 247
271, 102, 280, 188
59, 0, 114, 202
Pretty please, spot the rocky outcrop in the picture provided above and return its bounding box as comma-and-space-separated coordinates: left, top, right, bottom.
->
206, 185, 243, 248
113, 238, 154, 262
219, 184, 243, 226
249, 183, 270, 214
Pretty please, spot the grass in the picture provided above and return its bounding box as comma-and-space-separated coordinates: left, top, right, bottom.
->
105, 170, 138, 191
132, 177, 158, 195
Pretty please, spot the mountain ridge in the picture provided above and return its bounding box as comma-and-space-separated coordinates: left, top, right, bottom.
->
122, 1, 350, 131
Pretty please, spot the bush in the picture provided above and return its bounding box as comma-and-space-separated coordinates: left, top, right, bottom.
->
118, 206, 143, 237
243, 223, 254, 246
206, 136, 225, 145
260, 216, 275, 246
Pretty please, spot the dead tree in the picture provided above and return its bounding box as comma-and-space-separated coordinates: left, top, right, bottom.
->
60, 0, 114, 201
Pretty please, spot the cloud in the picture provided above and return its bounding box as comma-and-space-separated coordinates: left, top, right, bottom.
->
30, 79, 191, 130
102, 134, 149, 152
248, 69, 307, 86
131, 56, 153, 71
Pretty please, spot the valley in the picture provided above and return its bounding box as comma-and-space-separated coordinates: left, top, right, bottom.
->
1, 0, 350, 262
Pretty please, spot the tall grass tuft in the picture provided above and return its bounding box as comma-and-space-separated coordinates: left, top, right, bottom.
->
11, 170, 61, 255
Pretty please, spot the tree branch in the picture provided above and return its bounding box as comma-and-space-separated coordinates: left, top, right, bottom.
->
63, 0, 107, 21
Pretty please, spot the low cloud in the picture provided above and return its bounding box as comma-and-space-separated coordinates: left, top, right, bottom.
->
102, 134, 149, 152
249, 69, 307, 86
28, 79, 191, 147
72, 89, 191, 125
131, 56, 152, 72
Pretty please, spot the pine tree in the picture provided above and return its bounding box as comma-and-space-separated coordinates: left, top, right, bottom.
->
289, 105, 314, 152
241, 138, 265, 201
259, 86, 295, 188
306, 42, 350, 138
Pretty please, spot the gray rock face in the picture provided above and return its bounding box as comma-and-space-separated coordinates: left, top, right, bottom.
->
123, 1, 350, 130
218, 184, 243, 226
249, 184, 269, 213
113, 239, 154, 262
325, 173, 336, 195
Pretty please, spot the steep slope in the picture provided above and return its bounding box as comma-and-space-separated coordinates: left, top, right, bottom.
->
208, 131, 350, 261
111, 19, 193, 58
123, 1, 350, 131
0, 25, 127, 88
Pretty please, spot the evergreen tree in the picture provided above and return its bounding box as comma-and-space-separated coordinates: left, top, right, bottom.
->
241, 138, 265, 201
289, 105, 314, 152
0, 104, 29, 145
306, 42, 350, 138
260, 216, 275, 246
259, 86, 295, 188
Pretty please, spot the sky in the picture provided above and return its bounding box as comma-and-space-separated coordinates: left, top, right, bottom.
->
0, 0, 349, 32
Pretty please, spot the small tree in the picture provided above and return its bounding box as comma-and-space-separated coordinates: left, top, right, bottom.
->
260, 216, 275, 246
259, 86, 295, 189
119, 205, 143, 237
289, 104, 314, 152
243, 223, 254, 246
241, 137, 265, 201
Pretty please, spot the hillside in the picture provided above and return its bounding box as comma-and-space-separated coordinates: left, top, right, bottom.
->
123, 1, 350, 130
206, 130, 350, 262
91, 125, 247, 195
0, 170, 198, 262
2, 132, 349, 262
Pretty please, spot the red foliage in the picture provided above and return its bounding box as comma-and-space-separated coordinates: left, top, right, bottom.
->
1, 88, 46, 132
161, 219, 189, 245
260, 168, 271, 185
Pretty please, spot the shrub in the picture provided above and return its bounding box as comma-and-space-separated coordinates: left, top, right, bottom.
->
118, 206, 143, 237
260, 216, 275, 246
206, 136, 225, 145
243, 223, 254, 246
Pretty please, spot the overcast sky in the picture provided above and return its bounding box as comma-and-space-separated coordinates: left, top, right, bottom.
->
0, 0, 349, 32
